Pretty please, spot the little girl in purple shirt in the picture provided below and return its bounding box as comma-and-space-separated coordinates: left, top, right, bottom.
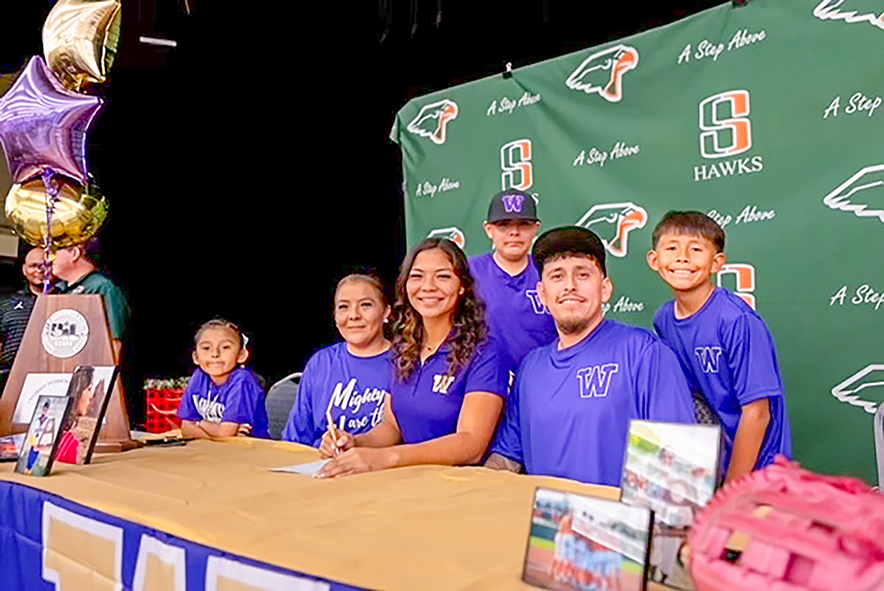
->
177, 319, 269, 438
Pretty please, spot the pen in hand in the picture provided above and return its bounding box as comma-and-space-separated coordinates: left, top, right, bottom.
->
326, 409, 342, 457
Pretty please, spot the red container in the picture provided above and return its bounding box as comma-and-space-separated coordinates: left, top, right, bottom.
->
145, 387, 184, 433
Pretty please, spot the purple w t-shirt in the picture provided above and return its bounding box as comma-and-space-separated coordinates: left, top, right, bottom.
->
282, 343, 391, 447
469, 253, 557, 364
653, 287, 792, 470
491, 320, 696, 486
391, 339, 510, 444
177, 367, 269, 438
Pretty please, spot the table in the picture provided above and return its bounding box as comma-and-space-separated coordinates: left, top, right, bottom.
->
0, 438, 670, 590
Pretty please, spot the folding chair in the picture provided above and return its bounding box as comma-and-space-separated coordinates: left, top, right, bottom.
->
265, 372, 302, 440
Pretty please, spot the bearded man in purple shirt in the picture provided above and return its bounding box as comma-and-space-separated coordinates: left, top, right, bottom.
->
486, 227, 696, 486
469, 190, 557, 366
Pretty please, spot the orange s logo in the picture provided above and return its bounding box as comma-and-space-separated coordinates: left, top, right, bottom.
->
717, 263, 756, 309
699, 90, 752, 159
500, 139, 533, 191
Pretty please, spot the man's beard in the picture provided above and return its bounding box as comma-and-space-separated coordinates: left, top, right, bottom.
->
556, 316, 593, 336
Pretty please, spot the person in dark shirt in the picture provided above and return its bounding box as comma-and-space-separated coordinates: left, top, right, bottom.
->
0, 247, 45, 393
52, 240, 130, 359
53, 239, 137, 424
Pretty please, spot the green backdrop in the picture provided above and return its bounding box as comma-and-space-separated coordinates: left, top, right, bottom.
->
391, 0, 884, 483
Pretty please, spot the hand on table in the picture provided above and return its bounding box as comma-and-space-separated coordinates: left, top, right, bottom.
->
315, 447, 394, 479
237, 423, 252, 436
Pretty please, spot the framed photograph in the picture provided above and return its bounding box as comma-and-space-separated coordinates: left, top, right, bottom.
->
15, 395, 72, 476
0, 434, 24, 462
523, 487, 653, 591
55, 366, 119, 465
619, 420, 723, 587
12, 373, 72, 424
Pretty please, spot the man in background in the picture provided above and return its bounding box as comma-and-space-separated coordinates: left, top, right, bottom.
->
53, 240, 129, 358
0, 247, 45, 393
53, 239, 138, 424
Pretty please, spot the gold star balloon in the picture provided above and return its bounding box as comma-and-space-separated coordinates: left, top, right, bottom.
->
43, 0, 122, 92
5, 175, 108, 248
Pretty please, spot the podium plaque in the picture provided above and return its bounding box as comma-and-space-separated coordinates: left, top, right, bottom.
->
0, 295, 136, 452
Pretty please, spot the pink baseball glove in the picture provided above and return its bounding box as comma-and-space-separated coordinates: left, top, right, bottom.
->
689, 457, 884, 590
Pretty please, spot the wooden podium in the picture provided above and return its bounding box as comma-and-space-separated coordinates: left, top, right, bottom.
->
0, 294, 136, 452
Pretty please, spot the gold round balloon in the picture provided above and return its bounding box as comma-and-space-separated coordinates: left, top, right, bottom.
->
5, 177, 108, 248
43, 0, 122, 92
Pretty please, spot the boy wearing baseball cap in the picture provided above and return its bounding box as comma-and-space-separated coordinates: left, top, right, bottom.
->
647, 211, 791, 483
469, 190, 557, 365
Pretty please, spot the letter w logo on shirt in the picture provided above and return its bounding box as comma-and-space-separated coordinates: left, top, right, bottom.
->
433, 374, 455, 394
694, 347, 723, 373
525, 290, 550, 314
576, 364, 619, 398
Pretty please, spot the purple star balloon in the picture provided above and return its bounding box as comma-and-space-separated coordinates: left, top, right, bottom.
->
0, 56, 101, 184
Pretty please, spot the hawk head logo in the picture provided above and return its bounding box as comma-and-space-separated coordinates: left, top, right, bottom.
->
576, 202, 648, 258
406, 99, 459, 145
427, 227, 466, 249
831, 364, 884, 414
823, 164, 884, 223
565, 44, 639, 103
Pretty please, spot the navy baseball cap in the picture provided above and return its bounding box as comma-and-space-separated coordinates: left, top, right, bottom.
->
487, 190, 539, 223
533, 226, 607, 276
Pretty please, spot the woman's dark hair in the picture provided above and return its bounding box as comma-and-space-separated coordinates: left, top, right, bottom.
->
64, 366, 94, 429
86, 379, 107, 416
335, 273, 388, 307
391, 238, 486, 381
334, 273, 392, 341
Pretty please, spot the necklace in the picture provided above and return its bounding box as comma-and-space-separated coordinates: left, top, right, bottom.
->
423, 338, 444, 353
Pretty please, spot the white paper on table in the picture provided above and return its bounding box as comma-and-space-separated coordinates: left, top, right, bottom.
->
270, 459, 329, 476
13, 374, 71, 423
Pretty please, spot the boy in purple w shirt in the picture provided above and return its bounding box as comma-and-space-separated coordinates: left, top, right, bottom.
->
647, 211, 791, 483
469, 190, 557, 366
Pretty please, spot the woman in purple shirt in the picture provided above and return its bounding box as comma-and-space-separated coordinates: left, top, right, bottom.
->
317, 238, 509, 478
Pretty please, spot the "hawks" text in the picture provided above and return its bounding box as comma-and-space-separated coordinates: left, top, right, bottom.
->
693, 156, 763, 182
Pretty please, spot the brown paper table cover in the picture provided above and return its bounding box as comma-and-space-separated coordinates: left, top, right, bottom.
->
0, 437, 671, 590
